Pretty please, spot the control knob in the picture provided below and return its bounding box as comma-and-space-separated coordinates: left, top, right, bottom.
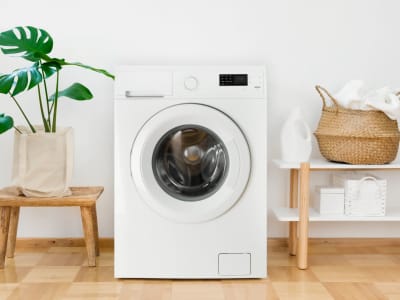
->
184, 76, 199, 91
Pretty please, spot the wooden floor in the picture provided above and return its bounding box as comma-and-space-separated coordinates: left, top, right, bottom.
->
1, 239, 400, 299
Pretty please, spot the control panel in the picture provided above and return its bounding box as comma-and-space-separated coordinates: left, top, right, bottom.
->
219, 74, 248, 86
115, 66, 266, 99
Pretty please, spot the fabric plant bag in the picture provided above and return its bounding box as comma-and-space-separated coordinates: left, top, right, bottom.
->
11, 126, 73, 197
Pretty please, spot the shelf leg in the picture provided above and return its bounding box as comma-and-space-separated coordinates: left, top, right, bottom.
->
297, 162, 310, 270
289, 169, 298, 256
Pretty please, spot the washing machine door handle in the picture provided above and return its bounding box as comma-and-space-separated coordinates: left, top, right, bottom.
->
125, 90, 166, 98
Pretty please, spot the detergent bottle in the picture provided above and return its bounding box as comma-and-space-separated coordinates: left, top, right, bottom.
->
280, 107, 312, 163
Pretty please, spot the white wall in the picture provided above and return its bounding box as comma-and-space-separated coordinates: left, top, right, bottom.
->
1, 0, 400, 238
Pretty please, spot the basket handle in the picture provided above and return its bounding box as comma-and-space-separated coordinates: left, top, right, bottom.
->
315, 85, 340, 109
356, 176, 380, 201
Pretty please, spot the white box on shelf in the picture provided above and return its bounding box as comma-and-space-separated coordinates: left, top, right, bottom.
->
332, 173, 386, 216
314, 187, 345, 215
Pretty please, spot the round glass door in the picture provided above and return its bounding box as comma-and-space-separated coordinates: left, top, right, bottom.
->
131, 104, 251, 223
152, 125, 229, 202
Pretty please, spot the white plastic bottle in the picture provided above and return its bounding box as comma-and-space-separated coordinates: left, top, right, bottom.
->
280, 107, 312, 163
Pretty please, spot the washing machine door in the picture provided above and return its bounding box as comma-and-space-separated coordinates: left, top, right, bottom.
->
131, 103, 251, 223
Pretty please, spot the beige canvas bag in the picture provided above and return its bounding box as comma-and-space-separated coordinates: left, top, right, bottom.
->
11, 126, 74, 197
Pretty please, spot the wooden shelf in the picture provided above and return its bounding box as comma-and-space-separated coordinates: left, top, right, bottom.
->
273, 158, 400, 170
273, 206, 400, 222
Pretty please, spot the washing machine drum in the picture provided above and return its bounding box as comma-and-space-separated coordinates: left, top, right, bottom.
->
153, 125, 229, 202
131, 104, 251, 223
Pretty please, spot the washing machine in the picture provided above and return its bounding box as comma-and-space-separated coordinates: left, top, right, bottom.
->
114, 66, 267, 278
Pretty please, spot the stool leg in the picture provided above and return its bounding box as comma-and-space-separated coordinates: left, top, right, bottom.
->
91, 205, 100, 256
7, 207, 20, 258
80, 206, 96, 267
0, 207, 11, 268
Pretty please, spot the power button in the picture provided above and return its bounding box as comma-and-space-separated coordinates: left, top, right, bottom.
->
184, 76, 199, 91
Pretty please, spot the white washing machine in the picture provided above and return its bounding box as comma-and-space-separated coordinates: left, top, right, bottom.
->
114, 66, 267, 278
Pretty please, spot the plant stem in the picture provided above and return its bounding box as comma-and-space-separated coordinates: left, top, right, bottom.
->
49, 101, 55, 115
40, 60, 51, 129
9, 93, 36, 133
51, 71, 60, 132
13, 126, 22, 134
37, 85, 50, 132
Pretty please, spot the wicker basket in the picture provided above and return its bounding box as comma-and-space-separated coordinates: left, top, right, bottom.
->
314, 85, 400, 165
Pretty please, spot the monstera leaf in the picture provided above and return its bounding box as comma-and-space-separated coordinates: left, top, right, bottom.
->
49, 83, 93, 101
0, 64, 42, 95
41, 61, 61, 78
0, 113, 13, 134
0, 62, 60, 96
63, 61, 115, 79
45, 58, 114, 80
0, 26, 53, 62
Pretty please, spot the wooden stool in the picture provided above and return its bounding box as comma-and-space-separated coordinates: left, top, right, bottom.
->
0, 186, 104, 268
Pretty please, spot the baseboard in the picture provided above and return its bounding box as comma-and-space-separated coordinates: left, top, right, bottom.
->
14, 237, 400, 249
15, 237, 114, 248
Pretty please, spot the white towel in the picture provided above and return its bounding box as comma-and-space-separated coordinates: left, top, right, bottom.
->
333, 81, 400, 120
334, 80, 368, 110
365, 87, 400, 120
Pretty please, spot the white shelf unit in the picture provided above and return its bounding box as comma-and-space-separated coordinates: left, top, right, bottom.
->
273, 158, 400, 222
274, 207, 400, 222
273, 157, 400, 269
274, 158, 400, 170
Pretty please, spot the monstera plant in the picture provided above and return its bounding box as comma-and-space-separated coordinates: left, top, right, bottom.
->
0, 26, 114, 198
0, 25, 114, 134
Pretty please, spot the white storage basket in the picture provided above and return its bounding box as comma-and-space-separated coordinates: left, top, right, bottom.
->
314, 186, 345, 215
333, 173, 386, 216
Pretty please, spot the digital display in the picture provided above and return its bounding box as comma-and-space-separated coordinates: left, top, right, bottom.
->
219, 74, 248, 86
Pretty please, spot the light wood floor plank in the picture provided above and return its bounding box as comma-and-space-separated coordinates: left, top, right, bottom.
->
63, 282, 122, 300
0, 266, 31, 283
272, 282, 333, 300
374, 282, 400, 299
7, 283, 70, 300
37, 252, 86, 267
0, 283, 17, 299
142, 280, 172, 300
310, 265, 373, 282
323, 282, 387, 300
171, 281, 222, 300
222, 280, 279, 300
268, 266, 319, 282
74, 266, 117, 282
345, 254, 398, 266
22, 266, 80, 283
